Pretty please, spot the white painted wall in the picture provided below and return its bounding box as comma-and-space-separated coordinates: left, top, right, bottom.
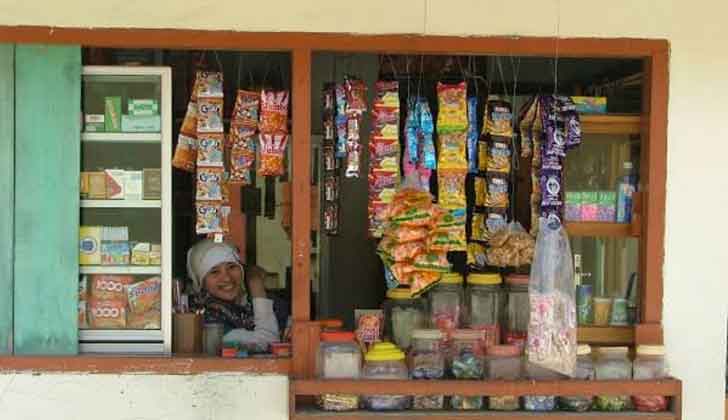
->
0, 373, 288, 420
0, 1, 726, 419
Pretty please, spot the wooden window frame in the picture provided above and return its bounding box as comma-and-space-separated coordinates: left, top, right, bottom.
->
0, 28, 667, 383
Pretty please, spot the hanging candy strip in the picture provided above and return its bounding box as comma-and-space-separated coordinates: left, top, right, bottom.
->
322, 83, 340, 235
343, 76, 367, 178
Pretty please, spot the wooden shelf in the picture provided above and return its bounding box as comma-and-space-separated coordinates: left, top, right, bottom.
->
81, 199, 161, 208
580, 114, 641, 136
578, 326, 635, 345
294, 407, 675, 420
565, 222, 638, 238
81, 132, 161, 143
79, 266, 161, 275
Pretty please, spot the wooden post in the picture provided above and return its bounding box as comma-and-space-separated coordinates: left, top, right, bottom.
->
13, 45, 81, 355
0, 44, 14, 354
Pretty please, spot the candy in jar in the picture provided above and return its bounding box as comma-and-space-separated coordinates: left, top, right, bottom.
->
594, 347, 632, 411
429, 273, 464, 332
409, 329, 445, 410
465, 273, 503, 350
450, 329, 485, 379
485, 344, 522, 411
382, 287, 426, 350
632, 345, 669, 412
558, 344, 595, 412
504, 274, 529, 350
522, 361, 564, 411
317, 331, 362, 411
362, 342, 411, 411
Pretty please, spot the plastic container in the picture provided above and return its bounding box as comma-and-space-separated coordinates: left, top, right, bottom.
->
317, 331, 362, 411
616, 161, 638, 223
409, 329, 445, 409
504, 274, 529, 350
466, 273, 503, 349
383, 287, 427, 350
559, 344, 595, 412
450, 329, 485, 410
523, 360, 564, 411
485, 344, 522, 411
429, 273, 464, 332
632, 345, 669, 412
362, 342, 411, 411
594, 347, 632, 411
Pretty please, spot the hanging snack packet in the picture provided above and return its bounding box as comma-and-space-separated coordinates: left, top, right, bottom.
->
324, 174, 339, 202
127, 277, 161, 314
418, 98, 436, 170
438, 169, 467, 210
374, 80, 399, 108
409, 271, 442, 297
385, 226, 428, 243
196, 201, 222, 234
405, 97, 419, 166
180, 101, 198, 136
471, 213, 487, 242
540, 168, 563, 208
324, 203, 339, 234
344, 77, 367, 116
467, 97, 479, 173
438, 131, 468, 170
197, 133, 225, 167
345, 140, 361, 178
195, 71, 224, 99
484, 96, 513, 138
413, 252, 452, 272
485, 174, 509, 209
172, 134, 198, 172
196, 167, 223, 201
436, 82, 468, 133
487, 140, 512, 173
368, 169, 398, 202
477, 137, 489, 172
467, 242, 487, 269
259, 133, 289, 177
474, 176, 486, 207
229, 125, 256, 185
334, 84, 348, 158
485, 211, 508, 239
197, 98, 224, 133
232, 89, 260, 128
260, 90, 290, 134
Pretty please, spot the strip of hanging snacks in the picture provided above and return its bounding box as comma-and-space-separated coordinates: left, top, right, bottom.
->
322, 83, 340, 235
258, 89, 290, 177
468, 95, 513, 270
520, 95, 582, 236
229, 89, 259, 185
343, 76, 367, 178
368, 81, 401, 237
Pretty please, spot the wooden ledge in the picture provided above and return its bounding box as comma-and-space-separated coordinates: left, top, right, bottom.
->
0, 355, 291, 375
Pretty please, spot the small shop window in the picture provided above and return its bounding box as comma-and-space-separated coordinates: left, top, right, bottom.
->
78, 48, 293, 358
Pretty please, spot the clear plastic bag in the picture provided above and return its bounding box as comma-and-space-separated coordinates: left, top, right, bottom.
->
527, 218, 577, 377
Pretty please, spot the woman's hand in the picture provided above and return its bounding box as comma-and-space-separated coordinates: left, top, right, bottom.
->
246, 265, 267, 299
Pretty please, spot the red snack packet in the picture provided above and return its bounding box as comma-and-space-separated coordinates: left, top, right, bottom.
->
258, 133, 289, 177
231, 89, 260, 128
260, 90, 289, 134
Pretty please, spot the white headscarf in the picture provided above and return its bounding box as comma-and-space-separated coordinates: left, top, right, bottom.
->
187, 239, 244, 293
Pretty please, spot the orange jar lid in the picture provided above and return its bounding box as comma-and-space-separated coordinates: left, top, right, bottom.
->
489, 344, 521, 357
320, 331, 356, 342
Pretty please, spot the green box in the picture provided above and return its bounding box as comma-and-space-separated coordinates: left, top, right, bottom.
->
128, 99, 159, 116
121, 115, 161, 132
565, 191, 583, 205
84, 114, 104, 132
581, 191, 598, 205
598, 191, 616, 205
104, 96, 122, 132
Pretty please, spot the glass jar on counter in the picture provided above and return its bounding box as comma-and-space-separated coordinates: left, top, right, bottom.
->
559, 344, 595, 412
632, 345, 669, 412
523, 360, 565, 411
383, 287, 427, 350
429, 272, 464, 333
409, 329, 445, 410
594, 347, 632, 411
450, 329, 485, 410
485, 344, 523, 411
504, 274, 529, 350
362, 342, 411, 411
466, 273, 503, 350
317, 331, 362, 411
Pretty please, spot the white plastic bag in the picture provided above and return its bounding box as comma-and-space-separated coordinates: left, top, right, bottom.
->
526, 218, 577, 377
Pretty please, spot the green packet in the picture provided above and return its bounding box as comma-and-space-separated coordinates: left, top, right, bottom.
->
565, 191, 583, 205
581, 191, 599, 205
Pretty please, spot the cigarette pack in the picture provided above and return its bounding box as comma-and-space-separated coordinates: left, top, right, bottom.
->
128, 99, 159, 116
131, 242, 151, 265
79, 226, 102, 265
84, 114, 105, 132
125, 171, 143, 201
149, 244, 162, 266
88, 172, 107, 199
80, 172, 90, 199
105, 169, 126, 200
143, 168, 161, 200
121, 115, 161, 132
104, 96, 122, 132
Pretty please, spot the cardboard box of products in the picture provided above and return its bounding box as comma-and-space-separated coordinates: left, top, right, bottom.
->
149, 244, 162, 266
79, 226, 102, 266
80, 172, 90, 199
84, 114, 105, 132
128, 99, 159, 116
143, 168, 161, 200
104, 97, 122, 132
131, 242, 151, 265
105, 169, 126, 200
173, 313, 202, 354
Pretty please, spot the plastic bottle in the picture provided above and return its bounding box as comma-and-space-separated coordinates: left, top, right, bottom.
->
615, 162, 638, 223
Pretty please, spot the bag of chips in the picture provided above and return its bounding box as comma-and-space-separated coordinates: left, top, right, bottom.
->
232, 89, 260, 128
196, 167, 223, 201
436, 82, 468, 133
260, 90, 290, 134
172, 134, 198, 172
437, 169, 467, 210
195, 71, 224, 99
344, 77, 367, 116
197, 134, 224, 167
438, 132, 468, 170
258, 133, 289, 177
196, 201, 222, 234
197, 98, 224, 133
484, 96, 513, 138
413, 252, 451, 272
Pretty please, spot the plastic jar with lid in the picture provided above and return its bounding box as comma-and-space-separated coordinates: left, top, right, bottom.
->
317, 331, 362, 411
383, 287, 427, 350
362, 342, 411, 411
449, 329, 485, 410
632, 345, 669, 412
594, 347, 633, 411
409, 329, 445, 410
466, 273, 503, 350
429, 272, 464, 333
559, 344, 595, 412
523, 360, 565, 411
504, 274, 529, 350
485, 344, 523, 411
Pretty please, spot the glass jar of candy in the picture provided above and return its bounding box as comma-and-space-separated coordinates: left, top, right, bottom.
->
632, 345, 669, 412
559, 344, 595, 412
382, 287, 427, 350
504, 274, 529, 350
594, 346, 633, 411
409, 329, 445, 410
429, 272, 464, 333
317, 331, 362, 411
449, 329, 485, 410
362, 342, 411, 411
523, 360, 565, 411
466, 273, 503, 350
485, 344, 523, 411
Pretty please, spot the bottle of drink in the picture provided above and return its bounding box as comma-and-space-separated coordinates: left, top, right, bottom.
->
616, 162, 637, 223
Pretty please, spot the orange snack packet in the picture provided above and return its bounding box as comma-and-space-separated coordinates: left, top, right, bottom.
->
90, 275, 132, 301
127, 277, 161, 314
88, 299, 127, 329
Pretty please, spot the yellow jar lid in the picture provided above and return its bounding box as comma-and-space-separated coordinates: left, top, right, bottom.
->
467, 273, 502, 285
440, 272, 464, 285
577, 344, 592, 356
386, 287, 415, 300
365, 342, 406, 362
636, 345, 665, 356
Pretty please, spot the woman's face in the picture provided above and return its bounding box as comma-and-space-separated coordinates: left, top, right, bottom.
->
204, 262, 243, 302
